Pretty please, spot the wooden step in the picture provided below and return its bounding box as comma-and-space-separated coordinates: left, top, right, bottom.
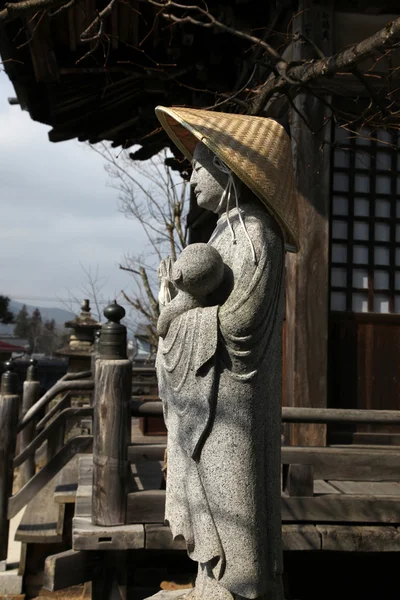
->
15, 482, 64, 544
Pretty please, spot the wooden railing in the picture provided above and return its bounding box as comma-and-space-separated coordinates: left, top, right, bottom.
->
3, 301, 400, 562
0, 360, 94, 560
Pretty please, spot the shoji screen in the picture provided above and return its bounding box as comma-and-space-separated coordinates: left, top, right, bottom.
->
330, 126, 400, 313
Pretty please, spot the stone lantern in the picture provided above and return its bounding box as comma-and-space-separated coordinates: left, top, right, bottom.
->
56, 299, 101, 373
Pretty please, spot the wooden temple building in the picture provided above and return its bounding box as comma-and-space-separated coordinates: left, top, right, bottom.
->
2, 0, 400, 598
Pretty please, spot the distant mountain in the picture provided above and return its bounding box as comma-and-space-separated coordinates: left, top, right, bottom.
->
1, 300, 76, 334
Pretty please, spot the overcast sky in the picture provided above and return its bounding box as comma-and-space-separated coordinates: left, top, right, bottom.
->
0, 69, 149, 320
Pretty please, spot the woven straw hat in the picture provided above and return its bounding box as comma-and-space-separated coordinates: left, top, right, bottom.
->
155, 105, 299, 252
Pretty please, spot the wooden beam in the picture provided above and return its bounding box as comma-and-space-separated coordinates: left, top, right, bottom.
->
127, 491, 166, 524
282, 524, 321, 551
43, 549, 99, 591
285, 0, 333, 447
15, 479, 65, 544
282, 406, 400, 425
316, 525, 400, 552
282, 495, 400, 523
8, 436, 92, 519
125, 488, 400, 525
283, 464, 314, 497
14, 407, 92, 468
144, 524, 186, 551
131, 401, 163, 417
281, 446, 400, 481
18, 379, 93, 432
73, 517, 144, 551
128, 444, 166, 463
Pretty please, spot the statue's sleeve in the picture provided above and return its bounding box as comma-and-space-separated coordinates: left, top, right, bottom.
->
218, 217, 284, 340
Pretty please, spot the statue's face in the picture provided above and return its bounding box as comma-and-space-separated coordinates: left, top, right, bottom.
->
190, 143, 229, 213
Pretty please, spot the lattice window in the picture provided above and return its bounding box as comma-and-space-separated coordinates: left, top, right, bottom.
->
330, 126, 400, 313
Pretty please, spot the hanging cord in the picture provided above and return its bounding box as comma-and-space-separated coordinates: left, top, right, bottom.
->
213, 155, 258, 265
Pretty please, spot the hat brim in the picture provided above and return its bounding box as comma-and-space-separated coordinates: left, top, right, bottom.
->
156, 105, 299, 252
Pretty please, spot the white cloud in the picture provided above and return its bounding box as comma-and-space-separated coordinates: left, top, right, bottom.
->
0, 71, 152, 315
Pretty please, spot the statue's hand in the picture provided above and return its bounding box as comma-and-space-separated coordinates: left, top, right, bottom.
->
158, 256, 176, 307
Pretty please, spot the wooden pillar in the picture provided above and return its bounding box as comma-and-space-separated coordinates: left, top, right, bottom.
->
285, 0, 333, 447
92, 302, 132, 527
0, 362, 20, 560
19, 359, 40, 487
91, 330, 101, 381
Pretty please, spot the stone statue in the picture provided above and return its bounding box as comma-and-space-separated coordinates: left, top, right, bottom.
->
155, 107, 299, 600
157, 243, 225, 339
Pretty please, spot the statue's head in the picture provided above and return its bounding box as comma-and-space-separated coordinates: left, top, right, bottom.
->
190, 143, 230, 213
172, 243, 224, 298
155, 105, 300, 252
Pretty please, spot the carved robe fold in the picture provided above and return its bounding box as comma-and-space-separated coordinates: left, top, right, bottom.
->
156, 205, 285, 600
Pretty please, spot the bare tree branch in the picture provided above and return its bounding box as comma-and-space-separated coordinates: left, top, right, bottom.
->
252, 16, 400, 114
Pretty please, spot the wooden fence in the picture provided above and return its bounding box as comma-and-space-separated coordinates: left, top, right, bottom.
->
2, 301, 400, 565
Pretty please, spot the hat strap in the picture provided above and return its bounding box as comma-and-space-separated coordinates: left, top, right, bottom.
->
212, 156, 258, 265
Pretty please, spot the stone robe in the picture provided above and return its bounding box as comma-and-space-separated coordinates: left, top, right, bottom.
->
156, 204, 285, 600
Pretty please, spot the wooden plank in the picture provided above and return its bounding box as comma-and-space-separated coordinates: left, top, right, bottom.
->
54, 456, 79, 504
127, 491, 166, 524
43, 549, 98, 591
131, 419, 167, 446
78, 455, 93, 487
145, 523, 326, 552
282, 495, 400, 523
282, 524, 321, 551
15, 480, 65, 544
8, 436, 93, 519
14, 407, 92, 468
35, 392, 71, 431
128, 488, 400, 525
281, 446, 400, 481
131, 401, 163, 418
145, 525, 186, 551
92, 359, 131, 527
313, 480, 341, 495
282, 406, 400, 426
283, 464, 314, 497
73, 517, 144, 551
284, 0, 333, 447
18, 380, 93, 432
317, 525, 400, 552
128, 444, 166, 463
131, 462, 164, 492
328, 481, 400, 496
75, 486, 92, 518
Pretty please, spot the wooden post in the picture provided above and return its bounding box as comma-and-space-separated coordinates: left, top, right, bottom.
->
0, 362, 20, 561
92, 302, 132, 526
285, 0, 333, 447
19, 359, 40, 487
91, 330, 101, 380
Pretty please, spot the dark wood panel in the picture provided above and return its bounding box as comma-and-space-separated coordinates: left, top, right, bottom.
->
329, 314, 400, 437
